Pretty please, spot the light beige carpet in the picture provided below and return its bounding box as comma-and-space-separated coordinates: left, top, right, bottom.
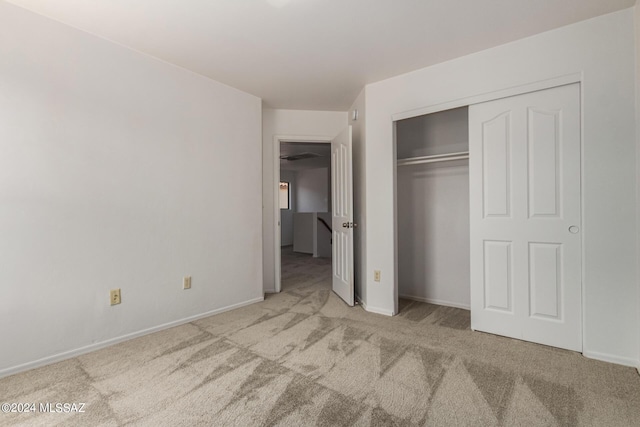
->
1, 248, 639, 426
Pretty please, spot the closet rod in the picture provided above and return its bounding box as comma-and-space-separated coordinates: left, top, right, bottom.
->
397, 151, 469, 167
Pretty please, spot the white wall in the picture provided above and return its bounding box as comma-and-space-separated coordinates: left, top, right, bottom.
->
396, 107, 469, 159
262, 109, 347, 292
316, 212, 332, 258
293, 213, 315, 254
0, 3, 263, 375
397, 162, 470, 308
349, 89, 367, 302
362, 9, 638, 365
296, 167, 329, 212
280, 170, 296, 246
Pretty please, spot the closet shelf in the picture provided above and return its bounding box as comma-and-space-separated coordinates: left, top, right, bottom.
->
397, 151, 469, 167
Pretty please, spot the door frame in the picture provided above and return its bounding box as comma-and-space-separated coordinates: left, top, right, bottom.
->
391, 72, 585, 349
272, 134, 333, 293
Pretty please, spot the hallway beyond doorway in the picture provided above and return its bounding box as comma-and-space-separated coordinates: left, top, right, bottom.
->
281, 245, 331, 292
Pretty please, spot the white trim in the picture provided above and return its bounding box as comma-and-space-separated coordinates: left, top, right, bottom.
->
399, 294, 470, 310
392, 72, 582, 122
0, 296, 264, 379
392, 124, 399, 315
582, 350, 640, 368
579, 80, 588, 357
364, 305, 395, 316
356, 295, 395, 316
272, 134, 333, 294
355, 294, 366, 311
273, 136, 281, 293
356, 294, 395, 316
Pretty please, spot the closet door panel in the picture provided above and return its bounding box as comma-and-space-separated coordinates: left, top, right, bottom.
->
483, 240, 513, 312
528, 242, 562, 320
522, 84, 582, 352
470, 83, 582, 352
528, 108, 561, 218
481, 112, 511, 218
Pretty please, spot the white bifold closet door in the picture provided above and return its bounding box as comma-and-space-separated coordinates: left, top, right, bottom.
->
469, 83, 582, 352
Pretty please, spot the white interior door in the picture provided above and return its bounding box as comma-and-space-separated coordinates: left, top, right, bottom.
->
469, 83, 582, 352
331, 126, 354, 306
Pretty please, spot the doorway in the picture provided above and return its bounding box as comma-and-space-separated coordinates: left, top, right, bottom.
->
275, 139, 333, 292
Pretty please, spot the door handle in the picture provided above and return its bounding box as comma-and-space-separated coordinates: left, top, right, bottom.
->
342, 222, 355, 229
569, 225, 579, 234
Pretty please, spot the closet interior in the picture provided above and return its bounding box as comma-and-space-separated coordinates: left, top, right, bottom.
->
395, 106, 471, 309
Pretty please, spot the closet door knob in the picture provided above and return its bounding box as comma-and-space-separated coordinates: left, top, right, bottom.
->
569, 226, 579, 234
343, 222, 348, 228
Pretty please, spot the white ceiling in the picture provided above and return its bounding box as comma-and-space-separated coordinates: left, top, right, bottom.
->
5, 0, 635, 111
280, 142, 330, 171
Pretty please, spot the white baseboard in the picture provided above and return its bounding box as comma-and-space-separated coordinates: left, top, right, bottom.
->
358, 298, 395, 317
0, 296, 264, 379
582, 350, 639, 368
399, 294, 470, 310
355, 296, 394, 316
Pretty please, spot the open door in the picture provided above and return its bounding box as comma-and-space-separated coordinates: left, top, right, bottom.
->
331, 126, 354, 306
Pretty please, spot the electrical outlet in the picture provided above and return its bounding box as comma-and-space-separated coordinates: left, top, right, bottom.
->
110, 289, 121, 305
374, 270, 381, 282
183, 276, 192, 290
